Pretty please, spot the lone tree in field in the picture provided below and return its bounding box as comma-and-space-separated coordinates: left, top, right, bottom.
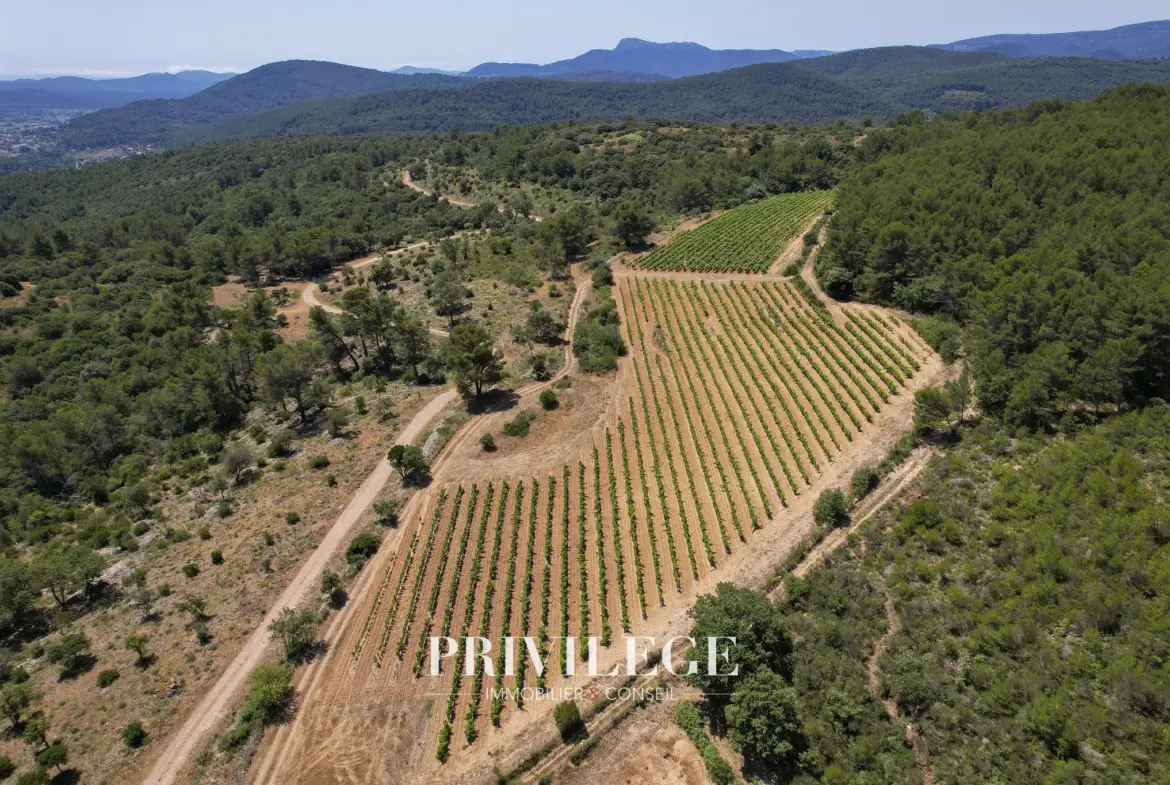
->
387, 444, 429, 483
442, 324, 504, 400
124, 633, 152, 668
220, 444, 254, 485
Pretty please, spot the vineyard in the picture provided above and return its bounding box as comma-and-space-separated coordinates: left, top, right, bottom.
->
321, 273, 935, 769
634, 191, 835, 273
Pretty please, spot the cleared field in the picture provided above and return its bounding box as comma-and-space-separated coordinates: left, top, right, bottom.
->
330, 275, 932, 767
634, 191, 834, 273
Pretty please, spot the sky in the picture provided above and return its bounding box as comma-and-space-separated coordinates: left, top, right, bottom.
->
1, 0, 1166, 78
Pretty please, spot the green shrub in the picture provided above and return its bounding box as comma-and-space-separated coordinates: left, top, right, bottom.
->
813, 489, 848, 528
122, 721, 148, 749
210, 551, 224, 565
308, 455, 330, 470
0, 756, 13, 779
345, 532, 380, 566
181, 563, 199, 579
285, 511, 301, 525
480, 432, 497, 452
539, 390, 558, 410
850, 467, 879, 500
373, 499, 400, 526
503, 412, 534, 437
552, 700, 584, 741
96, 669, 120, 688
266, 429, 293, 458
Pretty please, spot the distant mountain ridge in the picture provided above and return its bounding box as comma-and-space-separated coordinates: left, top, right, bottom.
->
0, 70, 235, 111
144, 48, 1170, 149
936, 19, 1170, 59
468, 37, 824, 79
62, 61, 474, 147
390, 66, 466, 76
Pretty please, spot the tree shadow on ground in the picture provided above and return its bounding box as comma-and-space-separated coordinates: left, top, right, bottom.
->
466, 389, 520, 416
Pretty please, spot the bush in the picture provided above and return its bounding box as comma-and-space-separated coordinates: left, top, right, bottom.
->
387, 444, 429, 483
539, 390, 559, 410
552, 700, 584, 741
850, 467, 879, 500
308, 455, 330, 470
96, 669, 120, 688
45, 632, 92, 677
0, 757, 12, 779
813, 489, 848, 528
181, 563, 200, 579
480, 432, 497, 452
345, 532, 380, 566
285, 511, 301, 525
249, 662, 292, 721
14, 768, 47, 785
122, 721, 148, 749
503, 412, 535, 437
210, 551, 224, 565
268, 608, 318, 662
267, 428, 293, 458
373, 499, 400, 526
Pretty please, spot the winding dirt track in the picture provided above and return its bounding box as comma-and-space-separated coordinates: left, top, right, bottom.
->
141, 389, 458, 785
869, 581, 936, 785
302, 250, 449, 337
401, 169, 544, 221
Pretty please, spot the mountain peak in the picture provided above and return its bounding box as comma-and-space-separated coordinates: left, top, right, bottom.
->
616, 38, 707, 52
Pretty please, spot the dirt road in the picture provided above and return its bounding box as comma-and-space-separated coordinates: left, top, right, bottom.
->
301, 254, 449, 338
141, 388, 458, 785
401, 169, 544, 221
249, 266, 592, 785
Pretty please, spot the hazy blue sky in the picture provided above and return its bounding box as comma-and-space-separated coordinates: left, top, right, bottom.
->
1, 0, 1166, 78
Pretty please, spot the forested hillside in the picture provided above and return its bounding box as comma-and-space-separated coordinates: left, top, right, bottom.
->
818, 84, 1170, 429
938, 18, 1170, 59
0, 118, 848, 591
60, 61, 473, 149
762, 405, 1170, 784
56, 48, 1170, 151
166, 65, 877, 145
